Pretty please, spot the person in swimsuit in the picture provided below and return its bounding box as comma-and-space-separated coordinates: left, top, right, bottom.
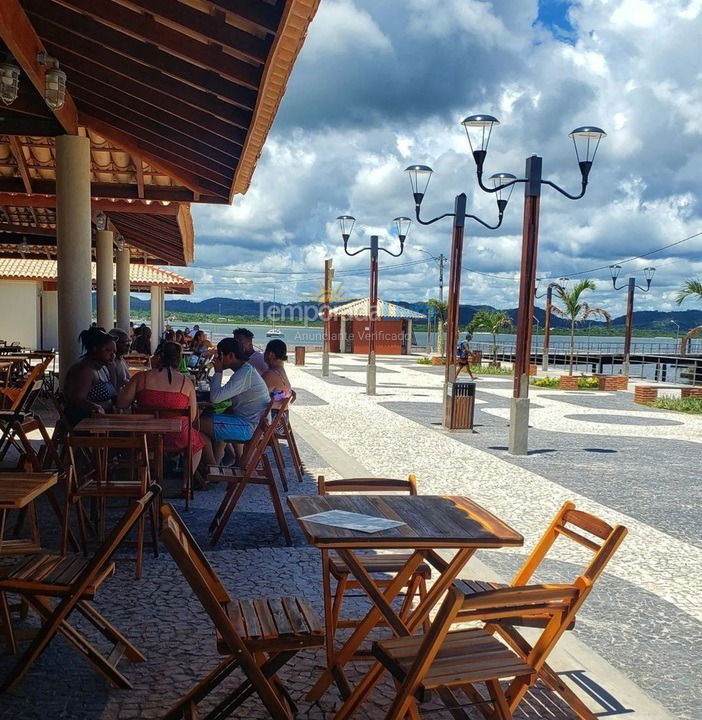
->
107, 327, 131, 391
63, 327, 118, 427
262, 339, 293, 409
456, 332, 476, 380
116, 341, 212, 473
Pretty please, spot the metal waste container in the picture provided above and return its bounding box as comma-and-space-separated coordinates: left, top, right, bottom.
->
295, 346, 306, 366
445, 381, 475, 430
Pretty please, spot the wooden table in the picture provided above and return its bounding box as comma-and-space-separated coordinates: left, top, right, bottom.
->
0, 472, 57, 556
74, 417, 181, 487
288, 494, 523, 717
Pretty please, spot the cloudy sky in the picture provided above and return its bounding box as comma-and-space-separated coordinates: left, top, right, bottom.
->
180, 0, 702, 317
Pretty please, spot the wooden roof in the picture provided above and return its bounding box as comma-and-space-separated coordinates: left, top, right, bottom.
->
0, 0, 321, 204
0, 202, 194, 265
0, 257, 193, 294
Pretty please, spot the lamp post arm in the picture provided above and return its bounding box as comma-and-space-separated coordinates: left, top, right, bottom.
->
343, 245, 370, 257
379, 246, 405, 258
635, 284, 652, 293
414, 205, 455, 226
541, 178, 587, 200
477, 173, 525, 194
612, 279, 627, 292
464, 211, 504, 230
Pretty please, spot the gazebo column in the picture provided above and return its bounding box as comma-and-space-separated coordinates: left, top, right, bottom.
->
150, 285, 163, 352
56, 135, 92, 381
115, 247, 131, 331
95, 230, 114, 330
406, 318, 413, 354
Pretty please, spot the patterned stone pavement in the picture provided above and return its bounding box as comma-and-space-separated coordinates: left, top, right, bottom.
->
0, 362, 696, 719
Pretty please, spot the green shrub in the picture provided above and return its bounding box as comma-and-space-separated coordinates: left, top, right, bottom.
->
532, 376, 561, 388
650, 396, 702, 414
417, 356, 432, 365
577, 376, 600, 390
471, 364, 512, 376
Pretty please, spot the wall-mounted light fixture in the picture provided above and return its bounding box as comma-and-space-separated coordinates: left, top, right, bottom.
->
37, 51, 67, 110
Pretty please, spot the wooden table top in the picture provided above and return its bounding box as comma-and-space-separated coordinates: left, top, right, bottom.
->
288, 495, 523, 550
74, 417, 182, 434
0, 473, 58, 509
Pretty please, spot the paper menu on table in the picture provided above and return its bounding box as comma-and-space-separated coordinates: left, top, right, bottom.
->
299, 510, 406, 534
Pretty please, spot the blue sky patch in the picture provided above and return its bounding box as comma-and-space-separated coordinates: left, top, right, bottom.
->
536, 0, 577, 43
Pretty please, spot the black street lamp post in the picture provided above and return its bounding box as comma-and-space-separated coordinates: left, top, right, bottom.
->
336, 215, 411, 395
609, 264, 655, 376
463, 114, 606, 454
404, 156, 509, 429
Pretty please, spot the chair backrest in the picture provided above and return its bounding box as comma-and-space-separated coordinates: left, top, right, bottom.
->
318, 475, 417, 495
8, 358, 51, 412
240, 398, 291, 474
68, 434, 151, 490
511, 501, 627, 588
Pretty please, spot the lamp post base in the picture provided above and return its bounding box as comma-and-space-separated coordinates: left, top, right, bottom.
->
541, 354, 549, 372
322, 353, 330, 378
622, 360, 630, 377
367, 352, 377, 395
508, 396, 530, 455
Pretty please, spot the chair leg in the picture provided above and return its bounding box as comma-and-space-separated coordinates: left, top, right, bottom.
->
268, 438, 288, 492
0, 591, 16, 655
418, 577, 431, 634
330, 573, 348, 639
486, 679, 513, 720
135, 514, 145, 580
75, 600, 146, 663
266, 479, 291, 546
283, 423, 304, 481
149, 499, 160, 558
209, 479, 248, 547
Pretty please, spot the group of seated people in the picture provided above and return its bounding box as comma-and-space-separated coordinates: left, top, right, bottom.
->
62, 325, 293, 487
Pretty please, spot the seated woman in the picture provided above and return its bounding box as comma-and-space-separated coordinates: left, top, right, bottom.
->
133, 326, 152, 355
190, 330, 215, 357
116, 341, 212, 474
63, 327, 118, 427
262, 339, 293, 409
107, 327, 131, 391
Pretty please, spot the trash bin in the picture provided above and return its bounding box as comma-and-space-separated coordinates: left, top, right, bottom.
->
295, 346, 306, 366
445, 381, 475, 430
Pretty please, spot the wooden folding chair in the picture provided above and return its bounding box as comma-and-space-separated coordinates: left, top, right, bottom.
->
0, 486, 159, 692
160, 503, 324, 719
459, 502, 627, 719
0, 357, 51, 461
68, 434, 158, 578
207, 399, 292, 546
268, 391, 304, 484
317, 476, 431, 657
374, 579, 590, 720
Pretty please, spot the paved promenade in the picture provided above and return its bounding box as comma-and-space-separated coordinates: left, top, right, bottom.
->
291, 354, 701, 720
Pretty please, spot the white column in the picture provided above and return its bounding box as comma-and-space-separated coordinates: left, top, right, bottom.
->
406, 318, 413, 355
150, 285, 162, 352
56, 135, 92, 381
95, 230, 114, 330
115, 247, 131, 331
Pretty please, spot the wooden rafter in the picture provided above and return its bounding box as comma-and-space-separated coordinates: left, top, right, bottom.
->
0, 222, 54, 236
209, 0, 284, 34
8, 137, 33, 194
0, 194, 182, 213
0, 0, 79, 134
135, 160, 144, 200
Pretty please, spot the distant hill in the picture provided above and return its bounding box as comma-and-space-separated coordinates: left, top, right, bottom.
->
120, 295, 702, 332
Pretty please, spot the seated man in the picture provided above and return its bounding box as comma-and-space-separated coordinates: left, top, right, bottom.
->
199, 337, 270, 463
232, 327, 268, 375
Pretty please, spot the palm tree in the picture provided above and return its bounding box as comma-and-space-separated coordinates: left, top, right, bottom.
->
468, 310, 512, 362
426, 298, 448, 356
675, 279, 702, 355
552, 280, 611, 375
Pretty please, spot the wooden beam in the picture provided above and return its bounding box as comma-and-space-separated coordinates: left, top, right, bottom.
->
0, 0, 79, 134
209, 0, 284, 34
8, 137, 33, 194
0, 192, 182, 212
136, 160, 145, 200
106, 0, 270, 64
0, 222, 54, 236
78, 112, 229, 198
53, 0, 263, 87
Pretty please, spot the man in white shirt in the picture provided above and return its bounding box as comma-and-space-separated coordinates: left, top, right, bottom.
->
198, 337, 270, 463
232, 327, 268, 374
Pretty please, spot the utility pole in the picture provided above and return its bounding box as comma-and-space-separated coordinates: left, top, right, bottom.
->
322, 259, 333, 377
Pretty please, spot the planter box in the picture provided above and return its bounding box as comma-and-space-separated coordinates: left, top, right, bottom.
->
528, 364, 537, 376
431, 355, 445, 366
559, 375, 580, 391
596, 374, 628, 391
489, 361, 502, 368
681, 387, 702, 398
634, 386, 659, 404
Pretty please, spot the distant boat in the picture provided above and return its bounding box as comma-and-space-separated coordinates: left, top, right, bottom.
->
217, 317, 227, 322
167, 316, 176, 322
266, 327, 284, 338
267, 288, 283, 338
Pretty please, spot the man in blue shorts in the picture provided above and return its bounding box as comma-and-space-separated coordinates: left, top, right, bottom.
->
199, 337, 270, 464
